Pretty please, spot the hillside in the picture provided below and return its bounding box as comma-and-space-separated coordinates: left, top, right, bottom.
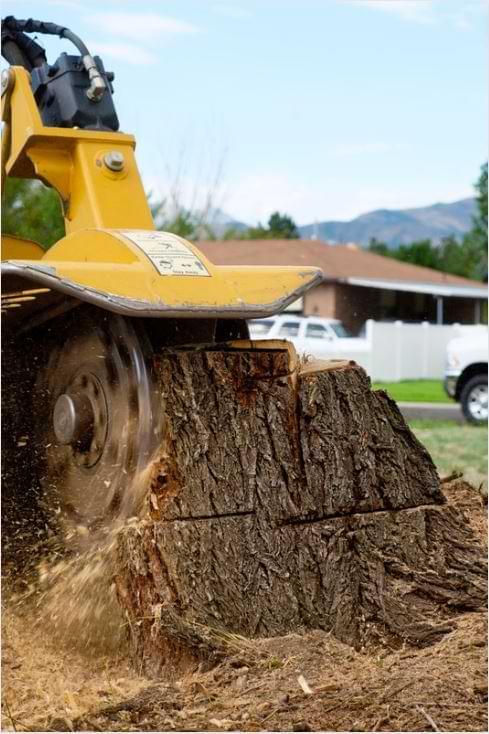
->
298, 198, 476, 247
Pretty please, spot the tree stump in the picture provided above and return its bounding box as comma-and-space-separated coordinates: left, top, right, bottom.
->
114, 343, 487, 676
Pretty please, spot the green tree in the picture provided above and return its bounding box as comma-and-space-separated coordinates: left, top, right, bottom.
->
461, 162, 488, 281
368, 237, 390, 256
437, 235, 467, 276
241, 211, 300, 240
436, 234, 486, 279
367, 236, 481, 278
2, 178, 65, 249
243, 223, 268, 239
474, 162, 488, 236
369, 238, 442, 270
222, 225, 248, 240
267, 211, 299, 238
395, 239, 440, 270
150, 202, 195, 239
150, 198, 216, 240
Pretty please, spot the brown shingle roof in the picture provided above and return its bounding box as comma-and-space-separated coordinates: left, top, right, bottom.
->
198, 239, 485, 290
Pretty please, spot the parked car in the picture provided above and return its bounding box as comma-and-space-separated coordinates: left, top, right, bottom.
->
248, 315, 370, 364
444, 331, 488, 424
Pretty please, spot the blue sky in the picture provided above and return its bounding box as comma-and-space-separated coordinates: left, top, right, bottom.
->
3, 0, 488, 224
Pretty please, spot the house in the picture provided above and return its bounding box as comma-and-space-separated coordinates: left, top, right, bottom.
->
198, 239, 488, 334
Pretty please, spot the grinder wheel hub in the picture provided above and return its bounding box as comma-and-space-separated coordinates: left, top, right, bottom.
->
34, 309, 163, 539
53, 393, 89, 446
53, 372, 108, 467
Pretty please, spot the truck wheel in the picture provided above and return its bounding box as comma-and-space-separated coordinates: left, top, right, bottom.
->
460, 374, 488, 424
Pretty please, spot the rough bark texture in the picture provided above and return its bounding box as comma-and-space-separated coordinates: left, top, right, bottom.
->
114, 346, 487, 677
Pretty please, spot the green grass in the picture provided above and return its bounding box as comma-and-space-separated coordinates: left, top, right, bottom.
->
372, 379, 451, 403
409, 419, 488, 486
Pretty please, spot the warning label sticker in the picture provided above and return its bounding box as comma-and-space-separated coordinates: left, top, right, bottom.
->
119, 230, 210, 277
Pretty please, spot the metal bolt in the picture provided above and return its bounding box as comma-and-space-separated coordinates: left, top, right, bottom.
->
103, 151, 125, 172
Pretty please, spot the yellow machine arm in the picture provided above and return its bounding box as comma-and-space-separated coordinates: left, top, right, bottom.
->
1, 66, 321, 326
0, 18, 323, 540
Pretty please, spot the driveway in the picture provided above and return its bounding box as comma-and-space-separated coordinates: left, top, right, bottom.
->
397, 401, 463, 422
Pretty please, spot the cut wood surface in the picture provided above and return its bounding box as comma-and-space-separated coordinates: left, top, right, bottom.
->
114, 344, 487, 676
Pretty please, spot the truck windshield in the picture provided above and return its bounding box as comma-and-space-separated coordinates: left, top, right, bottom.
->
279, 322, 300, 337
330, 322, 352, 338
250, 320, 274, 335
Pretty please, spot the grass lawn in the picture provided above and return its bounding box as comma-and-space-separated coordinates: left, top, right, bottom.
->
409, 419, 488, 487
372, 379, 451, 403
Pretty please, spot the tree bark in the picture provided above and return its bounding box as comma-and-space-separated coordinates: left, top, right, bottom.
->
114, 344, 487, 677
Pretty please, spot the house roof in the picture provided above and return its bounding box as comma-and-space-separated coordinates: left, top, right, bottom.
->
198, 240, 487, 299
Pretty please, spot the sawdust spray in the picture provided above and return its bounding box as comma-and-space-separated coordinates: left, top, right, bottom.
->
9, 461, 157, 655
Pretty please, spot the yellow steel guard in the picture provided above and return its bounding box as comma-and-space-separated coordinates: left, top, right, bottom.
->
3, 229, 322, 318
2, 67, 323, 320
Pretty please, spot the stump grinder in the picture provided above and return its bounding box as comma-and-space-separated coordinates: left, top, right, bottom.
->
1, 17, 321, 541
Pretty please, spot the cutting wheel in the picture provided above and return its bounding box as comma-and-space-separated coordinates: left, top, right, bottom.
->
34, 308, 162, 538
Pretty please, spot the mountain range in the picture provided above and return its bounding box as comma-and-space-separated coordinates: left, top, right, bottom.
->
298, 198, 476, 247
212, 197, 476, 248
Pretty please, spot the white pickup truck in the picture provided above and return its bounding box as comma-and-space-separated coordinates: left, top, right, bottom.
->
444, 330, 488, 424
248, 315, 370, 366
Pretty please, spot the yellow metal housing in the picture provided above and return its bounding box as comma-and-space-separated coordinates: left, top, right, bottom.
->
3, 228, 321, 319
1, 67, 322, 322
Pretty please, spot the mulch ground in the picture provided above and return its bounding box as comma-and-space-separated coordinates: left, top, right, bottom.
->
2, 479, 487, 732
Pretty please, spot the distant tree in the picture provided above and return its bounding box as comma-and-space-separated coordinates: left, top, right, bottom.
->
243, 222, 269, 239
150, 202, 215, 240
395, 239, 440, 270
367, 234, 487, 281
461, 162, 488, 281
437, 235, 467, 277
240, 211, 300, 240
368, 237, 390, 256
369, 238, 441, 270
2, 178, 65, 249
436, 234, 487, 279
267, 211, 300, 239
166, 210, 195, 239
222, 225, 247, 240
474, 162, 488, 235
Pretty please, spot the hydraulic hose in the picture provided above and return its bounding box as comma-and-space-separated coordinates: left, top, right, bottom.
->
2, 16, 90, 57
1, 16, 107, 101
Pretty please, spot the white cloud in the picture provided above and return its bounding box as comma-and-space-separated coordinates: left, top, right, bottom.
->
444, 0, 488, 31
345, 0, 435, 25
343, 0, 487, 29
89, 12, 200, 41
87, 40, 156, 67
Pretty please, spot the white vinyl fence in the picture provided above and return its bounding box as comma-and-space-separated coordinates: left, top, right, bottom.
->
358, 321, 487, 382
